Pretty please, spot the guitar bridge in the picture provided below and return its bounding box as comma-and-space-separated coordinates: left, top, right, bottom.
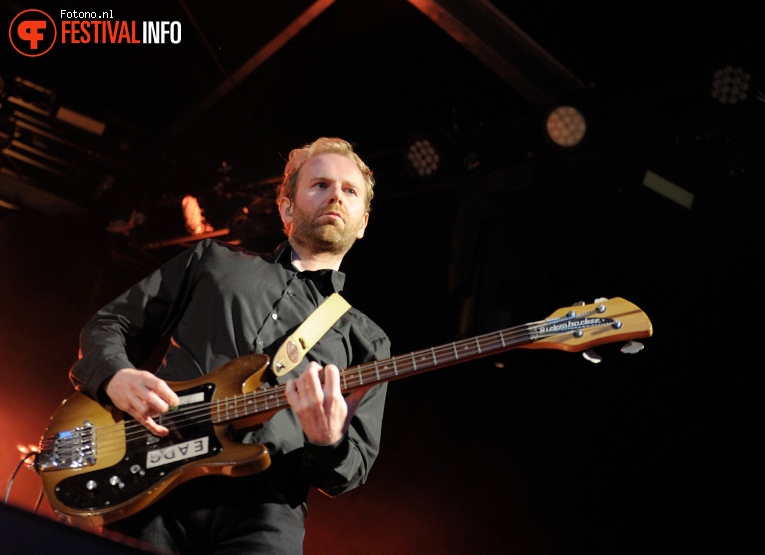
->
37, 421, 96, 471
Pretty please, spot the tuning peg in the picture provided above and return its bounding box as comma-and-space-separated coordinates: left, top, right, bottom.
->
582, 350, 603, 363
572, 301, 585, 306
594, 297, 608, 303
620, 341, 644, 354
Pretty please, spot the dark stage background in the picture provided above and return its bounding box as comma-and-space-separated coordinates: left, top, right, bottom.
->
1, 1, 760, 553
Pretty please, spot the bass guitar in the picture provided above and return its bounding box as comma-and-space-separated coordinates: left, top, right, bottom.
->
36, 296, 652, 528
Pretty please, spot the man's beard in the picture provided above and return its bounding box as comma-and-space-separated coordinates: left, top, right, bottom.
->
290, 203, 361, 255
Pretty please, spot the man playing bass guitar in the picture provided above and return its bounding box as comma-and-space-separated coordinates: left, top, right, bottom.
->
68, 137, 389, 554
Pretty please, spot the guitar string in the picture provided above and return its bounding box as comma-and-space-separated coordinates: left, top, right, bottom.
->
73, 321, 540, 459
67, 316, 613, 462
70, 316, 607, 460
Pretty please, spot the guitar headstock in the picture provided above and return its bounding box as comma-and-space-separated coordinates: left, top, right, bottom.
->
524, 297, 653, 353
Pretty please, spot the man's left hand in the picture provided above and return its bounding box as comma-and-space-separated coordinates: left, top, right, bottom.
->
285, 361, 370, 445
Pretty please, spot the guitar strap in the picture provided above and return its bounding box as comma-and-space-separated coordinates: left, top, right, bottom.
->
270, 292, 352, 377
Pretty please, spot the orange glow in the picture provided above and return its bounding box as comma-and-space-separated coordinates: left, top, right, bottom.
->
16, 444, 38, 456
182, 195, 213, 235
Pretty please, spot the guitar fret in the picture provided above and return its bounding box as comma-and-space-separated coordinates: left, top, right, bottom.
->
357, 365, 364, 386
374, 360, 380, 381
431, 347, 437, 365
475, 337, 481, 353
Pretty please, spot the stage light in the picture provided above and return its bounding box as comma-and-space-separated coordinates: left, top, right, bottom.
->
643, 170, 694, 210
182, 194, 213, 235
56, 106, 106, 136
710, 65, 751, 105
405, 138, 441, 177
545, 105, 587, 147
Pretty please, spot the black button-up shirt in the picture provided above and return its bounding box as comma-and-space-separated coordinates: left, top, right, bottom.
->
70, 239, 390, 500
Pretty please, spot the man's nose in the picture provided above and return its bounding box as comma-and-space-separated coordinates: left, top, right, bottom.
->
326, 182, 343, 204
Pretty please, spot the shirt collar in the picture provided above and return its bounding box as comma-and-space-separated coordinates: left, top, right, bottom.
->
273, 241, 346, 293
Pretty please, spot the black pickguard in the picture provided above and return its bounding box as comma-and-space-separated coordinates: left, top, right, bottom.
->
54, 382, 222, 512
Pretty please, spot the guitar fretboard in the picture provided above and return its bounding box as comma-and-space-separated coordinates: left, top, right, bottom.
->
211, 323, 534, 423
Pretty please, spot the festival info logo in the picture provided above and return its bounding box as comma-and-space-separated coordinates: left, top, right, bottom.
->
9, 9, 181, 56
9, 9, 57, 57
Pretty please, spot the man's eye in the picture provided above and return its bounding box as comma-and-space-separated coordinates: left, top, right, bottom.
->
345, 188, 357, 196
315, 182, 328, 189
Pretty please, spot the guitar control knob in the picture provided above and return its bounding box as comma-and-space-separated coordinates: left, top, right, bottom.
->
109, 476, 125, 489
85, 480, 98, 491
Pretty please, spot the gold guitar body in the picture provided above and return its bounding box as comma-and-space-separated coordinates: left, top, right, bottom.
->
39, 354, 274, 528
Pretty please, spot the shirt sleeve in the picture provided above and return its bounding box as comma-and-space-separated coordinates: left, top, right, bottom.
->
69, 240, 207, 401
301, 324, 391, 497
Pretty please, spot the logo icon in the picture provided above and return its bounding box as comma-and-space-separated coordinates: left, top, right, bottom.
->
9, 9, 57, 57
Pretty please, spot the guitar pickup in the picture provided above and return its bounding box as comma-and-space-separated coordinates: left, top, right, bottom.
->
37, 421, 96, 471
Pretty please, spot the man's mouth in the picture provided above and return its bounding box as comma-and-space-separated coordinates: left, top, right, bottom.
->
319, 211, 345, 224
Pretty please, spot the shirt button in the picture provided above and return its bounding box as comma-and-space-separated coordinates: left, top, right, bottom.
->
271, 312, 278, 320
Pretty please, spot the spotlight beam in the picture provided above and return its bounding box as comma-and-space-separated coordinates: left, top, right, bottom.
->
408, 0, 586, 109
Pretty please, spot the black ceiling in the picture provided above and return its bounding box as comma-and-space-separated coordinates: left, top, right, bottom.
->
2, 1, 763, 233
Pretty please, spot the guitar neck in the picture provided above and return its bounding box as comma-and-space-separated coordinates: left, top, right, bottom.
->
213, 323, 535, 423
213, 297, 652, 424
340, 323, 534, 390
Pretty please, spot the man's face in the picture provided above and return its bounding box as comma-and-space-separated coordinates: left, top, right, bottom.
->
282, 153, 369, 255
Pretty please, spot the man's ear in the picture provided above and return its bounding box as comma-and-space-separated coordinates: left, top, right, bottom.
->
278, 198, 293, 223
355, 212, 370, 239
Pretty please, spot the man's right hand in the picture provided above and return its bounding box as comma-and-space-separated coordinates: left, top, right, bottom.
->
104, 368, 180, 436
